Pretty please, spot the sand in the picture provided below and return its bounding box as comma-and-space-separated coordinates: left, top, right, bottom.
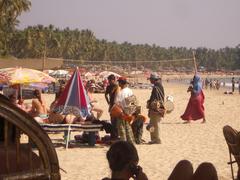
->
43, 83, 240, 180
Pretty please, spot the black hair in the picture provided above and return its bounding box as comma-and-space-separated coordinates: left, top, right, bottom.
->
33, 89, 42, 104
106, 141, 139, 172
118, 80, 127, 85
108, 74, 116, 81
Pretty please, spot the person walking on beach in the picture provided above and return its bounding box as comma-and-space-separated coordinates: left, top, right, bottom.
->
147, 73, 165, 144
205, 78, 209, 89
105, 74, 119, 139
115, 77, 135, 143
181, 75, 206, 123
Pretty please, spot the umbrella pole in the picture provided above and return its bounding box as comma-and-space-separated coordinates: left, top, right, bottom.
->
192, 51, 198, 74
20, 84, 23, 99
18, 84, 22, 99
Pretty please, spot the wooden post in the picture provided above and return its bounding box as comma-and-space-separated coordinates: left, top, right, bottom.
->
42, 42, 47, 71
192, 51, 197, 74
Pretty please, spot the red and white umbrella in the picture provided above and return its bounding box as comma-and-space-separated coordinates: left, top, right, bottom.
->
54, 68, 91, 118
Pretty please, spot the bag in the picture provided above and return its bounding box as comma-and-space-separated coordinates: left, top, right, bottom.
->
123, 105, 137, 115
148, 100, 165, 117
123, 95, 138, 115
125, 95, 137, 106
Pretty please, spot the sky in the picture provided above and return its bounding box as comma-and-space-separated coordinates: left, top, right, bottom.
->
18, 0, 240, 49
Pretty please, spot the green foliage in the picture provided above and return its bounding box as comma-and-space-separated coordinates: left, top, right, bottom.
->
6, 25, 240, 70
0, 0, 31, 56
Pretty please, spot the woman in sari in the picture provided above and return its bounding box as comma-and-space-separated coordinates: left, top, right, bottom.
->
181, 75, 206, 123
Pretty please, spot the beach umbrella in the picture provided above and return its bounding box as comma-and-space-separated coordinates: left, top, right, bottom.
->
43, 69, 54, 74
99, 71, 120, 79
0, 67, 56, 85
54, 68, 91, 118
84, 72, 94, 77
49, 69, 69, 77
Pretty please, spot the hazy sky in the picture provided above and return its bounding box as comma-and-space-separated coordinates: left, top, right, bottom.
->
18, 0, 240, 49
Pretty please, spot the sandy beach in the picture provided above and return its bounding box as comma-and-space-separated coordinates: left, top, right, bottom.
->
43, 82, 240, 180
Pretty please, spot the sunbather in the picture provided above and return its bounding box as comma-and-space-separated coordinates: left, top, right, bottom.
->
87, 83, 103, 119
29, 89, 49, 122
8, 94, 30, 112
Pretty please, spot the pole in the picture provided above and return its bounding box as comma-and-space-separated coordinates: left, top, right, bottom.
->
135, 60, 137, 84
42, 42, 47, 71
192, 51, 197, 74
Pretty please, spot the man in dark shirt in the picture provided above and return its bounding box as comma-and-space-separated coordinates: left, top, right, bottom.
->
105, 74, 119, 139
147, 73, 165, 144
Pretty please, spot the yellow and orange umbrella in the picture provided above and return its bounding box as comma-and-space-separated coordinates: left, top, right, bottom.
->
0, 67, 56, 85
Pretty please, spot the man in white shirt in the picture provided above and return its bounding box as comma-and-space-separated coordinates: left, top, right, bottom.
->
115, 77, 135, 143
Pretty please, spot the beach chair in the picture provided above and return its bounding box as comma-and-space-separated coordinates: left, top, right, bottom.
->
0, 94, 60, 180
223, 125, 240, 180
40, 123, 103, 148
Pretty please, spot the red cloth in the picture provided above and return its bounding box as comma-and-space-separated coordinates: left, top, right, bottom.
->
181, 90, 205, 121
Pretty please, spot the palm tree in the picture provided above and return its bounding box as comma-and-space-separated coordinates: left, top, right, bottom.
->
0, 0, 31, 56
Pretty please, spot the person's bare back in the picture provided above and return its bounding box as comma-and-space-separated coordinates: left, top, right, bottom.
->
32, 98, 48, 115
30, 89, 48, 117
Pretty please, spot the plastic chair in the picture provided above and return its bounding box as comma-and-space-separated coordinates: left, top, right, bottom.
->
223, 125, 240, 180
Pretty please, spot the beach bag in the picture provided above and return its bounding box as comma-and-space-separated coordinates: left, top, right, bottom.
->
148, 100, 165, 117
123, 95, 138, 115
110, 104, 134, 123
110, 104, 123, 119
125, 95, 137, 106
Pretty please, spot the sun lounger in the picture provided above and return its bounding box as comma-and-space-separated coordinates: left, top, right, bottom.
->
40, 123, 103, 148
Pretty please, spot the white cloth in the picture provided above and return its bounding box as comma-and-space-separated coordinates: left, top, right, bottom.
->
115, 87, 133, 109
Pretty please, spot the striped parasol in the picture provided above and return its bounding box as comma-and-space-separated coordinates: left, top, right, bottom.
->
54, 68, 91, 118
0, 67, 56, 85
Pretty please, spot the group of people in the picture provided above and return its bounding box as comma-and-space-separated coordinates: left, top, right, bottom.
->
203, 78, 221, 90
104, 73, 166, 145
8, 89, 49, 122
2, 71, 223, 179
4, 69, 207, 146
204, 77, 240, 94
104, 72, 207, 145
